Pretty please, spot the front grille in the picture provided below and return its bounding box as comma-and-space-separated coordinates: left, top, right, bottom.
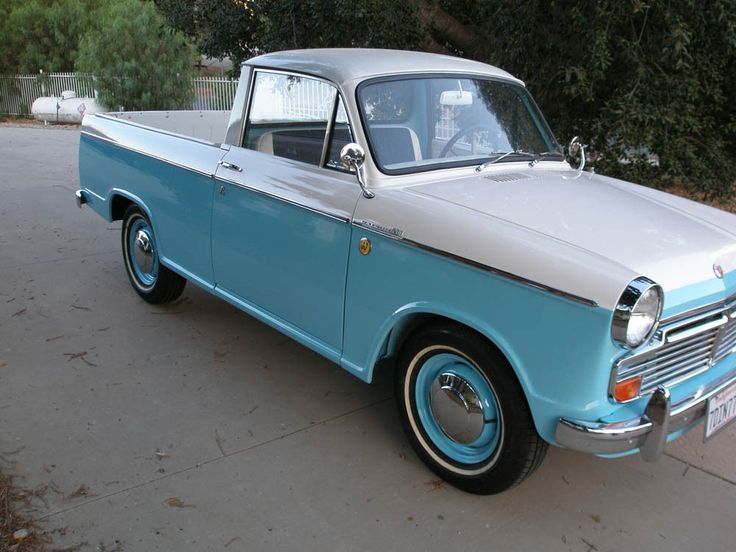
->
713, 316, 736, 364
613, 295, 736, 399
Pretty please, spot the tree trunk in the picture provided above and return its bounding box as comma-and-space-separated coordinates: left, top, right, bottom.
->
410, 0, 483, 58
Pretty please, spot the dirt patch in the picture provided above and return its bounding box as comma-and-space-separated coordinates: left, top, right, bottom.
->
0, 471, 49, 551
0, 464, 83, 552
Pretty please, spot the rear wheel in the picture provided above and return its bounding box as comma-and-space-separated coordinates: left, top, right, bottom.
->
121, 205, 186, 304
395, 322, 547, 495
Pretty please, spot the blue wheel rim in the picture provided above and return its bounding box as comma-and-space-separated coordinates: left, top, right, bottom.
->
414, 352, 501, 465
128, 218, 159, 287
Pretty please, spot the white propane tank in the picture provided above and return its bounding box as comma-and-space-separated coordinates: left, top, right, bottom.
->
31, 90, 103, 123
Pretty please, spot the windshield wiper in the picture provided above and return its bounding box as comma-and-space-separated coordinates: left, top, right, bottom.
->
475, 151, 535, 172
528, 150, 565, 167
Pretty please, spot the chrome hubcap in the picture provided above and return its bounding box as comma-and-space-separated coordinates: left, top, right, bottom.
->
134, 229, 154, 273
429, 372, 485, 444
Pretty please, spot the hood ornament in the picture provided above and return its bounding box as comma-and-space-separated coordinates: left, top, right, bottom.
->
713, 263, 724, 279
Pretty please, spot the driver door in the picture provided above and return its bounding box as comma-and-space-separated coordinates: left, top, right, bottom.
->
211, 70, 359, 352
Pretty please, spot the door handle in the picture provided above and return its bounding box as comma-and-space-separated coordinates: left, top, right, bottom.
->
218, 160, 242, 172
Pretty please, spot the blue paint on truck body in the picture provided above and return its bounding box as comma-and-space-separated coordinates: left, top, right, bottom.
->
78, 114, 736, 451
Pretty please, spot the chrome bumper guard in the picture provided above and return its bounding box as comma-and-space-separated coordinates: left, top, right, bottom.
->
75, 189, 87, 208
556, 368, 736, 461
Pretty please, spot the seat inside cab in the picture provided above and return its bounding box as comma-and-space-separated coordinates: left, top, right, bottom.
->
369, 126, 422, 166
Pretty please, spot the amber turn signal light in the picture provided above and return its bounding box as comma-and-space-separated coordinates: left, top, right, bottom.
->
614, 375, 642, 402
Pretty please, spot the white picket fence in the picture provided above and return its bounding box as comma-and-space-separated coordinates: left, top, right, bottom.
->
0, 72, 238, 116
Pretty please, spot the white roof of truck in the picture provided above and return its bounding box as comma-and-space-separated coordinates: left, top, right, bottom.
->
245, 48, 523, 87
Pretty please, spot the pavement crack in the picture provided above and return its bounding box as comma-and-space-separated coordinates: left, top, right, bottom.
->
37, 395, 392, 521
214, 429, 227, 456
664, 452, 736, 486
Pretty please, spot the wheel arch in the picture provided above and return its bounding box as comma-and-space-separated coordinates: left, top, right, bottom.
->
108, 189, 153, 223
367, 305, 532, 399
108, 190, 169, 265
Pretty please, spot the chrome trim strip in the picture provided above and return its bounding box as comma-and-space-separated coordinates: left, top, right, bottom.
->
353, 220, 599, 308
214, 175, 351, 224
660, 291, 736, 325
668, 316, 728, 343
80, 130, 216, 178
557, 367, 736, 459
85, 188, 105, 202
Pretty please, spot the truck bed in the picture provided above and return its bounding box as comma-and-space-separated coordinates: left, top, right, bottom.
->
104, 110, 232, 143
78, 110, 229, 289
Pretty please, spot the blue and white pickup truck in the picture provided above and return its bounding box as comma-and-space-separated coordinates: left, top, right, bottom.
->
77, 49, 736, 494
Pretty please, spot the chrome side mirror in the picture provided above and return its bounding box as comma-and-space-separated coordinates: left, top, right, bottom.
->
567, 136, 586, 171
340, 143, 374, 199
340, 143, 365, 169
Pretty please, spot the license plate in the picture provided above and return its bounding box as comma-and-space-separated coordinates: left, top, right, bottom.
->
704, 382, 736, 440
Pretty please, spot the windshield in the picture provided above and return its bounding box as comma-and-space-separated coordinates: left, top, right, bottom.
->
357, 76, 563, 174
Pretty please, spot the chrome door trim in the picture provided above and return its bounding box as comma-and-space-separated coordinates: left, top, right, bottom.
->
353, 220, 599, 308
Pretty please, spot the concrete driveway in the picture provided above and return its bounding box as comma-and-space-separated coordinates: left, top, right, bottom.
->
0, 126, 734, 551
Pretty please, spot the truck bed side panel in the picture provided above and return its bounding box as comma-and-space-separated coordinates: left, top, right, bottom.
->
78, 115, 225, 288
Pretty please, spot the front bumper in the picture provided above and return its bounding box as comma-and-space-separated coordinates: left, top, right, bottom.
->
556, 367, 736, 461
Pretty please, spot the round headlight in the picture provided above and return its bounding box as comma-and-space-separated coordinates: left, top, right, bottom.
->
612, 277, 663, 349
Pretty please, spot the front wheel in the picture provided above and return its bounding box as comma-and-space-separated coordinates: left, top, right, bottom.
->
121, 205, 186, 304
396, 323, 547, 495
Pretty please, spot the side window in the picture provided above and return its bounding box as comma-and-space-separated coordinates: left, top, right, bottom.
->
244, 72, 336, 166
325, 96, 354, 170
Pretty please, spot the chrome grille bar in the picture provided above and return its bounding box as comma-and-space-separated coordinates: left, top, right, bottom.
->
640, 359, 710, 394
612, 292, 736, 401
617, 335, 717, 379
713, 331, 736, 364
638, 343, 713, 381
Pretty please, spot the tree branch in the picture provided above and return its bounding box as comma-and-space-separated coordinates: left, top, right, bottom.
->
410, 0, 481, 57
421, 34, 453, 55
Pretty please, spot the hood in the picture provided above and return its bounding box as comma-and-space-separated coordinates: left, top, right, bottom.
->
409, 167, 736, 312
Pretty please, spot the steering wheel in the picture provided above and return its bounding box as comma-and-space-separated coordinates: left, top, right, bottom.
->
439, 124, 496, 157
